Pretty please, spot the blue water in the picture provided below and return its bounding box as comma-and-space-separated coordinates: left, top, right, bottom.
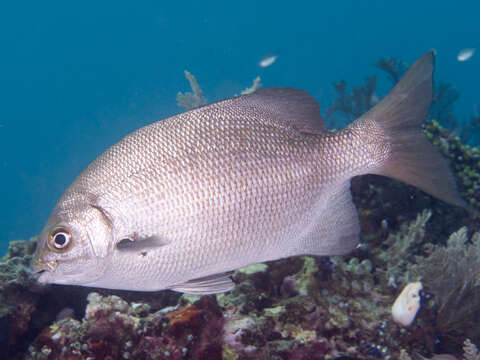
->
0, 1, 478, 254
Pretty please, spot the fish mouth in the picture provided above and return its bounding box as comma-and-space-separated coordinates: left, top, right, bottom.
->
31, 261, 57, 284
31, 259, 58, 274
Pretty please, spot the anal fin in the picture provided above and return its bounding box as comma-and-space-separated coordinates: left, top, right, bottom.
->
169, 272, 235, 295
293, 180, 360, 256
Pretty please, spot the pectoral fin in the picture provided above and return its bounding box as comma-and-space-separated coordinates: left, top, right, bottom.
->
169, 272, 235, 294
116, 235, 169, 252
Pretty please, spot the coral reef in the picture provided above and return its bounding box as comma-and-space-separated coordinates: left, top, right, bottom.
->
0, 239, 179, 359
401, 338, 480, 360
2, 217, 480, 359
365, 207, 480, 353
27, 292, 224, 360
410, 227, 480, 347
372, 209, 433, 288
425, 120, 480, 209
0, 239, 41, 354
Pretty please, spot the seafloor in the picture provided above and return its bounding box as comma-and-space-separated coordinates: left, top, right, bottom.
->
2, 62, 480, 360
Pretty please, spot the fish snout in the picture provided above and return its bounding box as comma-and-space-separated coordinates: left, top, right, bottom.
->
31, 257, 58, 274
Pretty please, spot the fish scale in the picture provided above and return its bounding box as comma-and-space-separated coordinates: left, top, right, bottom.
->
33, 52, 465, 293
80, 114, 336, 288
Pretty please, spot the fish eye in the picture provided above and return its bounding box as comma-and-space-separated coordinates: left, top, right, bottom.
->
48, 228, 72, 251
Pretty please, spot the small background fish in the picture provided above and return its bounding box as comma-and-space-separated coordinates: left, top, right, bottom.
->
457, 48, 476, 61
259, 54, 278, 67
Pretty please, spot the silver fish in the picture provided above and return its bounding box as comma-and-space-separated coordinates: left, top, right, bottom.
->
457, 47, 475, 62
32, 52, 464, 294
259, 54, 278, 68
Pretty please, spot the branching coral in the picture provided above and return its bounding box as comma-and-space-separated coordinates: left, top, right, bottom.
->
375, 57, 407, 84
372, 209, 432, 288
327, 54, 478, 146
430, 81, 461, 131
239, 76, 262, 95
323, 76, 377, 128
323, 55, 406, 129
176, 70, 208, 110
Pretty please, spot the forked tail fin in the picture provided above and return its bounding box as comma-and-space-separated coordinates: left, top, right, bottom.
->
356, 51, 465, 207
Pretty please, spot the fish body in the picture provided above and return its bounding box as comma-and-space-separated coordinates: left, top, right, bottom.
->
259, 54, 278, 67
33, 52, 464, 293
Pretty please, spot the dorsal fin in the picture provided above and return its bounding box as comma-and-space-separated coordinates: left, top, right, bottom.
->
241, 88, 327, 134
201, 87, 327, 134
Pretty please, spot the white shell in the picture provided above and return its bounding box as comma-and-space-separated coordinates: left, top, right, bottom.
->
391, 281, 423, 326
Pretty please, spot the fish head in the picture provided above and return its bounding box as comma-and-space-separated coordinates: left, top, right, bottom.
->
32, 201, 112, 286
